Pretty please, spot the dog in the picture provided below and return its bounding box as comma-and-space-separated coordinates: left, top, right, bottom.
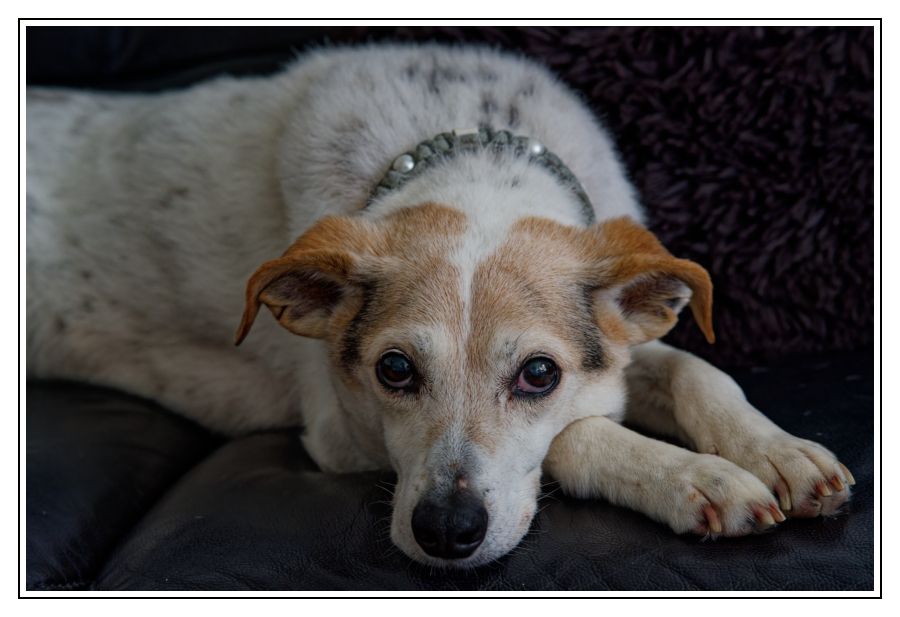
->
26, 43, 854, 568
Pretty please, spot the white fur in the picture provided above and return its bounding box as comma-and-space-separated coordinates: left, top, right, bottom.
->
27, 44, 852, 566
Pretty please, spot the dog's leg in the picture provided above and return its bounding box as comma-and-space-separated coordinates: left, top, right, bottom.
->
621, 340, 854, 518
544, 416, 784, 536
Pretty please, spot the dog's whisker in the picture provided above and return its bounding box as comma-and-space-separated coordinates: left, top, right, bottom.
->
539, 485, 562, 499
523, 526, 549, 539
536, 502, 555, 516
373, 513, 394, 526
374, 481, 397, 497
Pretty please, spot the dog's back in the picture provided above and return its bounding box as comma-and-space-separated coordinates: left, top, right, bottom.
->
26, 44, 642, 435
26, 75, 310, 430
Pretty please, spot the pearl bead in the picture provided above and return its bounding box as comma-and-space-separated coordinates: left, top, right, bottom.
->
528, 139, 545, 156
392, 154, 415, 173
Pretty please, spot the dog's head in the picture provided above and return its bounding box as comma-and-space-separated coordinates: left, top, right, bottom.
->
236, 204, 713, 567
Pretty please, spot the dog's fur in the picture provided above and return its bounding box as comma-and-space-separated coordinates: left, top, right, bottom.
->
27, 44, 853, 567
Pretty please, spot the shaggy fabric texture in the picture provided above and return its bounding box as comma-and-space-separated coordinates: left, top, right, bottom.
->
27, 26, 874, 366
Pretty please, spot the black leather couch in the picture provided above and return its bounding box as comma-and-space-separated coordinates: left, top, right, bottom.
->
25, 26, 875, 592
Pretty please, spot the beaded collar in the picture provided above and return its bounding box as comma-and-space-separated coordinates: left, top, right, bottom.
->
366, 127, 596, 225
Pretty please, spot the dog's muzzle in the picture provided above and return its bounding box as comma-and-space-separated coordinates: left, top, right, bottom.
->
411, 488, 488, 559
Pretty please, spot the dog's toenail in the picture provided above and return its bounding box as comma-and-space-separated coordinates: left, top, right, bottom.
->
702, 505, 722, 534
838, 463, 856, 486
774, 480, 792, 512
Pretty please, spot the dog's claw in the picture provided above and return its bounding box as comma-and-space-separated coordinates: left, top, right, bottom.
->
773, 479, 792, 512
838, 462, 856, 486
815, 480, 833, 497
752, 505, 776, 529
702, 505, 722, 534
829, 475, 845, 492
769, 503, 786, 523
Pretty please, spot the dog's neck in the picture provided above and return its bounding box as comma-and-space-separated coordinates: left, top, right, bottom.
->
361, 127, 596, 230
366, 127, 595, 224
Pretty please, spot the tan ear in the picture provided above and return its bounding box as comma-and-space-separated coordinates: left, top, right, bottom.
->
234, 251, 354, 344
235, 216, 373, 345
591, 217, 714, 345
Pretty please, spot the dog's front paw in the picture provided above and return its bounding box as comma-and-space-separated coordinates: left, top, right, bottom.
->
668, 454, 785, 538
724, 432, 854, 519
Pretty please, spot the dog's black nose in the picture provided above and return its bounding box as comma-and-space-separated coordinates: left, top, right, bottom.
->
411, 490, 488, 559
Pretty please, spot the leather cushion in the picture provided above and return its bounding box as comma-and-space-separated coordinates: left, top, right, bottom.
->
23, 352, 867, 591
26, 382, 221, 590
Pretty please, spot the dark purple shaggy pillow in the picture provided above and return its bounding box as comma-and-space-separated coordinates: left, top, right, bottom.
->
364, 26, 876, 366
377, 26, 875, 367
27, 26, 874, 366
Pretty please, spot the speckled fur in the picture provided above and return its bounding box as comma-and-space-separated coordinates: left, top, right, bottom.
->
27, 44, 853, 567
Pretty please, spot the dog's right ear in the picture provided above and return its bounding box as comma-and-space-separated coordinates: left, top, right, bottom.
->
235, 217, 374, 344
587, 217, 715, 346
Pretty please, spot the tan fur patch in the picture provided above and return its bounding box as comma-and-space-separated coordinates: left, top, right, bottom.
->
589, 217, 715, 343
424, 414, 454, 449
467, 217, 609, 376
235, 203, 467, 345
465, 216, 714, 370
594, 306, 631, 346
464, 415, 499, 453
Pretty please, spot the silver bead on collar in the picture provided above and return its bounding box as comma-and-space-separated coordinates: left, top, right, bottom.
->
526, 138, 546, 156
392, 154, 415, 173
367, 126, 595, 225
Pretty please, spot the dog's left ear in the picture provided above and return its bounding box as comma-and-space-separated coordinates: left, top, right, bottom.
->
588, 217, 715, 345
235, 216, 375, 344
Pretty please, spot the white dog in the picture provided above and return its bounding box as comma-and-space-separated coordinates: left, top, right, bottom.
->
27, 44, 853, 567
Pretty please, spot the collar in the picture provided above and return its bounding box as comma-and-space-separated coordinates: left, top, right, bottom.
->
366, 126, 596, 225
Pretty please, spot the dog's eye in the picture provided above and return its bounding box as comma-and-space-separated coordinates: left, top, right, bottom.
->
514, 357, 560, 397
377, 351, 416, 391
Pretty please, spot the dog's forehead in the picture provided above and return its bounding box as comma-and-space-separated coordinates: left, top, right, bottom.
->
465, 218, 605, 371
378, 210, 585, 317
359, 210, 603, 371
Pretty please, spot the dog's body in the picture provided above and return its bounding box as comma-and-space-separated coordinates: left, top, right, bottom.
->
27, 44, 853, 567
